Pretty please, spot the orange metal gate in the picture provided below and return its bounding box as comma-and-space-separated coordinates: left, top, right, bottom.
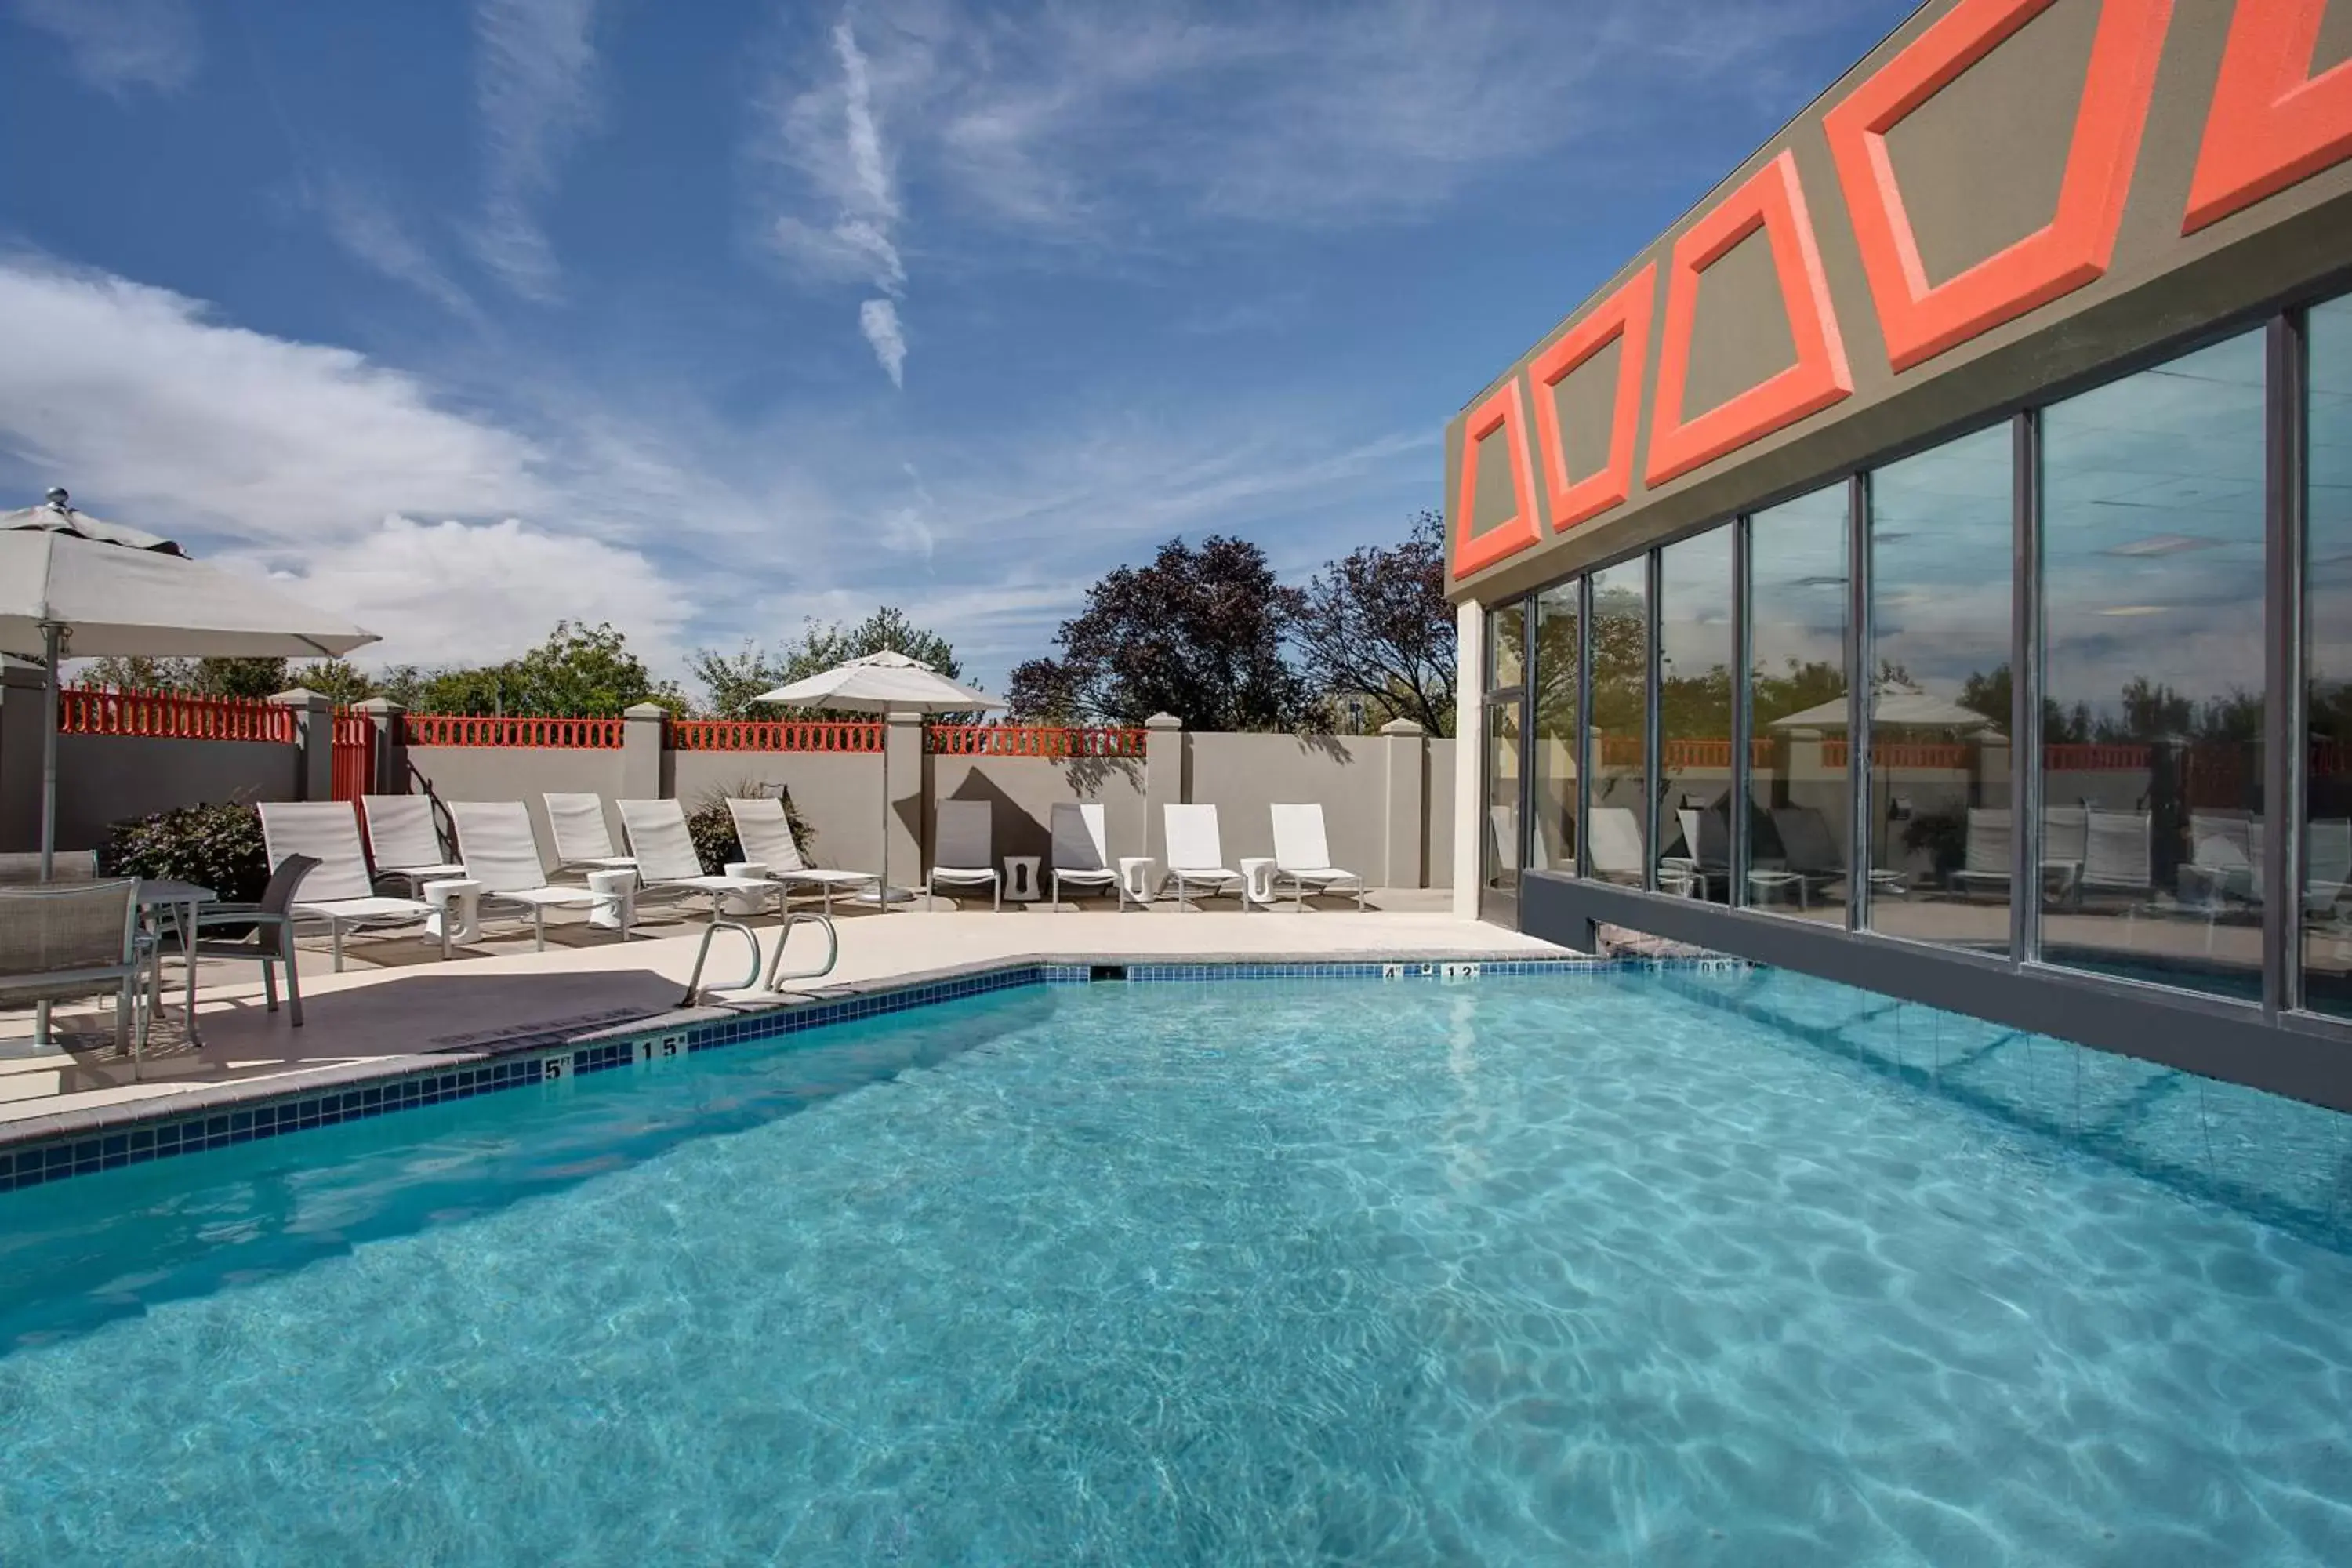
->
331, 710, 376, 803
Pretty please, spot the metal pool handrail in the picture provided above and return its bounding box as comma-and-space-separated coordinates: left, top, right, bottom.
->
677, 910, 840, 1004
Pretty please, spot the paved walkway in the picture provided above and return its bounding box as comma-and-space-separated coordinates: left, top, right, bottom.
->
0, 895, 1563, 1127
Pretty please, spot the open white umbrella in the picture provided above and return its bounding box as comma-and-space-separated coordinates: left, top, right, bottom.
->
1769, 681, 2000, 733
0, 489, 379, 873
751, 649, 1000, 901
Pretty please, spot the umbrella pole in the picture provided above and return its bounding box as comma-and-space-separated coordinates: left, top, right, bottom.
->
34, 623, 60, 1047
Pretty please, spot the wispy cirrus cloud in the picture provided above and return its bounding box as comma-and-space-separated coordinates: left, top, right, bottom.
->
470, 0, 602, 301
13, 0, 198, 96
307, 173, 486, 325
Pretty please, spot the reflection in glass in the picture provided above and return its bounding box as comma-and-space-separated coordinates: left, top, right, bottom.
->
1656, 528, 1734, 900
2042, 328, 2265, 998
2307, 300, 2352, 1015
1489, 604, 1525, 690
1482, 698, 1523, 906
1748, 485, 1850, 920
1867, 424, 2014, 949
1531, 583, 1581, 875
1588, 558, 1650, 884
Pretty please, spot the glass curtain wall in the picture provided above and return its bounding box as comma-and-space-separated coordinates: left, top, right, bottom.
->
2307, 301, 2352, 1016
1747, 485, 1851, 920
1656, 528, 1735, 900
1482, 604, 1527, 913
1588, 558, 1650, 885
1531, 582, 1582, 876
1867, 423, 2015, 949
2041, 329, 2267, 997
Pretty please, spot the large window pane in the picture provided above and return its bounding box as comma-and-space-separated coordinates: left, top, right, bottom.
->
1488, 604, 1524, 691
1866, 424, 2014, 949
2307, 300, 2352, 1016
1748, 485, 1850, 921
1657, 528, 1734, 901
1482, 698, 1522, 908
1531, 582, 1581, 875
1588, 558, 1650, 884
2042, 328, 2266, 999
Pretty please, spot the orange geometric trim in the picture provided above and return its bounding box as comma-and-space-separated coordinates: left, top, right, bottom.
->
1529, 264, 1657, 532
1643, 152, 1853, 488
1824, 0, 2172, 372
2185, 0, 2352, 233
1451, 380, 1541, 579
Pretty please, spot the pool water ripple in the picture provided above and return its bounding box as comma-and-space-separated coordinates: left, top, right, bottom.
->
0, 973, 2348, 1564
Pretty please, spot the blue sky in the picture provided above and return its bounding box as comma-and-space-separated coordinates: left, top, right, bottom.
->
0, 0, 1910, 692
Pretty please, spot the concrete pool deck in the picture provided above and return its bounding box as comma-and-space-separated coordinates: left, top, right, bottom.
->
0, 895, 1566, 1132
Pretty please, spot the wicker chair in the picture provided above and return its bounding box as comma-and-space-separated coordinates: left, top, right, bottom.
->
0, 878, 147, 1061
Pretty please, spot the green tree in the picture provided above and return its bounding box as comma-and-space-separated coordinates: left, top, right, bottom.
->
376, 622, 683, 717
1292, 511, 1456, 736
191, 657, 290, 700
81, 655, 197, 692
287, 659, 378, 706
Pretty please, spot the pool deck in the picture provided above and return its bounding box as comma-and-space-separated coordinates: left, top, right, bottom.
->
0, 895, 1566, 1138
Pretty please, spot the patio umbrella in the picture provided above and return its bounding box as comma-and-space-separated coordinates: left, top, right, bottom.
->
0, 488, 379, 873
1769, 681, 2000, 733
750, 649, 1000, 902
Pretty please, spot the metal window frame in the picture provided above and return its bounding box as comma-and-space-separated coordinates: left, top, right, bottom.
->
1577, 573, 1595, 878
2267, 310, 2307, 1018
1519, 594, 1538, 880
1644, 547, 1664, 891
1846, 470, 1871, 931
2012, 408, 2042, 964
1730, 514, 1753, 906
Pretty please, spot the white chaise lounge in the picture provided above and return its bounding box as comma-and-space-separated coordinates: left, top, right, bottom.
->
446, 800, 608, 951
615, 799, 779, 920
1050, 801, 1123, 907
361, 793, 465, 893
927, 800, 1000, 911
259, 801, 443, 971
1269, 803, 1367, 909
726, 796, 878, 915
1163, 804, 1243, 909
544, 793, 637, 876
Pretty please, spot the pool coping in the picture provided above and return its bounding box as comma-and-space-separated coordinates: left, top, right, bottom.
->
1, 950, 1706, 1189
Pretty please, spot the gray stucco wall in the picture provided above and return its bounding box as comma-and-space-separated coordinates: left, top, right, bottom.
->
53, 735, 301, 851
1184, 733, 1386, 873
670, 752, 884, 873
1426, 737, 1456, 890
929, 754, 1150, 869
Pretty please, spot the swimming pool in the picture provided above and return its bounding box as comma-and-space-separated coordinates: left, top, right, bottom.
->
2, 968, 2348, 1564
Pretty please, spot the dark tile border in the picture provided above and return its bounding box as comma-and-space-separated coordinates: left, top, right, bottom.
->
0, 953, 1636, 1193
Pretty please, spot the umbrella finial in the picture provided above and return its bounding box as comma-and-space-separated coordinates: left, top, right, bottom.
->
45, 486, 67, 510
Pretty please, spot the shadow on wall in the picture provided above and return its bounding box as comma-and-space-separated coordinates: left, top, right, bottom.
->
942, 770, 1051, 866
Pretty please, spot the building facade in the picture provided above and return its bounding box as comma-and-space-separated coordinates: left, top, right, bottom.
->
1446, 0, 2352, 1111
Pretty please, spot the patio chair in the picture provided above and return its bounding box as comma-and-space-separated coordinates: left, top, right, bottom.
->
0, 877, 146, 1060
927, 800, 1001, 911
1269, 803, 1367, 909
2083, 808, 2152, 895
614, 799, 779, 920
1951, 808, 2011, 896
258, 802, 445, 972
1587, 807, 1644, 886
361, 794, 465, 894
1757, 807, 1846, 909
544, 793, 637, 876
2307, 818, 2352, 918
1487, 806, 1524, 878
0, 850, 98, 884
726, 797, 877, 914
2181, 810, 2256, 908
447, 801, 608, 952
184, 852, 317, 1026
1050, 802, 1123, 907
1163, 804, 1244, 908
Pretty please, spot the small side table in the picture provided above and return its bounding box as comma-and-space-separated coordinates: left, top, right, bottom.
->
1004, 855, 1043, 902
1239, 857, 1279, 909
721, 862, 771, 916
586, 868, 636, 932
423, 878, 483, 946
1118, 856, 1158, 904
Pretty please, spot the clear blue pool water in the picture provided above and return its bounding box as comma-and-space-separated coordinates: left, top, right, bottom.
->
2, 970, 2350, 1566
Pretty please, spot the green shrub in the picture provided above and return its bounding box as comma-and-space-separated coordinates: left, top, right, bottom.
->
101, 800, 270, 903
684, 782, 811, 876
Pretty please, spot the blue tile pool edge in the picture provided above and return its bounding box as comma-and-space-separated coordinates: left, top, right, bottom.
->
0, 953, 1670, 1193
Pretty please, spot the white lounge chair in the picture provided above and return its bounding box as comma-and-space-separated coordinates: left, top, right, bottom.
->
447, 801, 608, 951
1269, 803, 1367, 909
544, 793, 637, 876
259, 801, 444, 971
615, 799, 779, 920
1050, 802, 1124, 907
2182, 810, 2257, 907
2084, 808, 2151, 895
1163, 804, 1243, 908
1588, 806, 1644, 886
361, 793, 464, 892
726, 797, 877, 915
2307, 818, 2352, 917
927, 800, 1001, 911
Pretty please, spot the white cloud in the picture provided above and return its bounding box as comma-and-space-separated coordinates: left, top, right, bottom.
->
0, 257, 545, 542
233, 516, 693, 670
858, 298, 906, 387
760, 15, 915, 384
13, 0, 198, 96
470, 0, 602, 300
309, 175, 485, 324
